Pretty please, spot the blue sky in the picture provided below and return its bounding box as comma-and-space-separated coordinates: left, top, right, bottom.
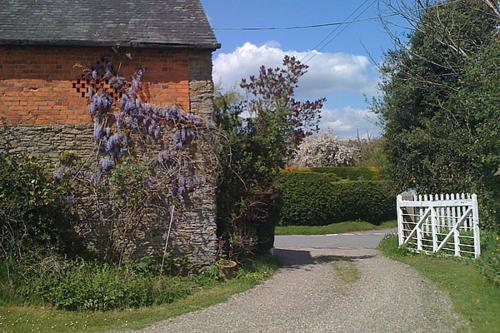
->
200, 0, 405, 138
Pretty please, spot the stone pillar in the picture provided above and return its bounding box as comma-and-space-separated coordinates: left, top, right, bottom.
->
171, 50, 218, 268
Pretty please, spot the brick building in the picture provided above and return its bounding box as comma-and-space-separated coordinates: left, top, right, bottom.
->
0, 0, 220, 267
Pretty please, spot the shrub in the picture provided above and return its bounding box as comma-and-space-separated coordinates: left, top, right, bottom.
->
374, 0, 499, 230
309, 166, 382, 180
277, 172, 398, 225
328, 180, 398, 224
0, 154, 75, 258
277, 172, 336, 226
356, 138, 390, 170
477, 232, 500, 286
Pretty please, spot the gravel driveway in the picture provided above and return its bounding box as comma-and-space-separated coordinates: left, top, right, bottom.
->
125, 231, 468, 333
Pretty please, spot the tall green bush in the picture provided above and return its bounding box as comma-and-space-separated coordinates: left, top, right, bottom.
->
277, 172, 398, 226
373, 0, 499, 229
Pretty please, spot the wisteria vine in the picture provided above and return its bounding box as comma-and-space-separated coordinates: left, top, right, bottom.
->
56, 59, 213, 263
84, 60, 207, 202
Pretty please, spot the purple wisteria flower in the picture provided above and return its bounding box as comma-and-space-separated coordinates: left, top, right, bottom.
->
54, 166, 64, 183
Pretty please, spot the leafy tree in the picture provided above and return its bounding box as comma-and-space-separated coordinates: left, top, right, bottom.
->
215, 56, 325, 257
453, 40, 500, 228
374, 0, 499, 228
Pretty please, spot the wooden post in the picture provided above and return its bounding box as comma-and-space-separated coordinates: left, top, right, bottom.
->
431, 204, 438, 253
438, 193, 444, 234
396, 195, 404, 246
445, 194, 451, 229
472, 194, 481, 258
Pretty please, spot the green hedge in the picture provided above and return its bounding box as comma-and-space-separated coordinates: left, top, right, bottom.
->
277, 173, 335, 226
277, 172, 398, 226
309, 166, 382, 180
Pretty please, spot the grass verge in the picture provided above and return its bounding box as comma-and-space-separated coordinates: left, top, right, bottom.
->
275, 220, 396, 235
0, 256, 279, 333
331, 259, 359, 288
379, 235, 500, 333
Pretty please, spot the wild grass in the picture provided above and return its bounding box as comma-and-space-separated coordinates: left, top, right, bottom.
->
0, 256, 279, 333
275, 220, 396, 235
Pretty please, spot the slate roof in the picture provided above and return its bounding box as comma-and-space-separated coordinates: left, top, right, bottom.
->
0, 0, 220, 49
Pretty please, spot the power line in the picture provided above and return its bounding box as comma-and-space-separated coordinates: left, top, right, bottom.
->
214, 14, 397, 31
303, 0, 377, 64
317, 0, 377, 55
300, 0, 373, 63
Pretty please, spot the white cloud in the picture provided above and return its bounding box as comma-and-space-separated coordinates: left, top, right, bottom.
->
213, 43, 381, 138
263, 40, 281, 49
320, 107, 381, 138
213, 42, 377, 98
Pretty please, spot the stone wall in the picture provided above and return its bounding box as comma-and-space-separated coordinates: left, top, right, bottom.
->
0, 46, 218, 269
174, 50, 218, 267
0, 125, 94, 161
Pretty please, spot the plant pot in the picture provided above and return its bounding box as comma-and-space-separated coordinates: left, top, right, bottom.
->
217, 260, 238, 280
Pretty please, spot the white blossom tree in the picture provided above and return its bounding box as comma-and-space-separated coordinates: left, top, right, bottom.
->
290, 132, 360, 167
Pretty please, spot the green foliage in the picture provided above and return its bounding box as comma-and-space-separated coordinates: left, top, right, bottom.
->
0, 256, 203, 311
215, 56, 325, 257
214, 92, 280, 257
378, 234, 412, 258
277, 172, 398, 225
329, 181, 398, 223
454, 40, 500, 229
277, 172, 335, 226
477, 232, 500, 286
0, 254, 279, 315
381, 231, 500, 286
0, 256, 279, 333
0, 154, 74, 258
356, 138, 390, 171
374, 0, 499, 229
309, 167, 382, 180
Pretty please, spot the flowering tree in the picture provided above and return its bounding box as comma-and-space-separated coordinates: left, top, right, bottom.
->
291, 132, 360, 167
216, 56, 325, 257
241, 55, 326, 164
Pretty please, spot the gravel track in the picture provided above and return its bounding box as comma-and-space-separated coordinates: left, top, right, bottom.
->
126, 246, 468, 333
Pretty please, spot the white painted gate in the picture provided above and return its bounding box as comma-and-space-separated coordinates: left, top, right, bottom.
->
396, 193, 480, 258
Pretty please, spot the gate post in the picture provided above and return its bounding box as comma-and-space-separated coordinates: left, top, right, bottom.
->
396, 195, 404, 246
472, 194, 481, 258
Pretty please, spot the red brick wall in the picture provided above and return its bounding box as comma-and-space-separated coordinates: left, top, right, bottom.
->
0, 46, 190, 125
